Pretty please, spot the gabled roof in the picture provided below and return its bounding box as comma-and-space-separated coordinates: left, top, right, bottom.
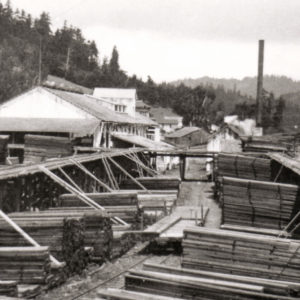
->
93, 88, 137, 99
46, 88, 156, 126
165, 127, 204, 138
43, 75, 93, 95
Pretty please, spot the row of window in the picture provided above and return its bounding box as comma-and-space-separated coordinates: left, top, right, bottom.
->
115, 105, 126, 112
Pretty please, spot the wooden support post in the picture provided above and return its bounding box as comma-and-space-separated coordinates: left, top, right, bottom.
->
39, 166, 128, 226
0, 210, 62, 266
58, 167, 84, 193
70, 158, 113, 192
107, 157, 151, 193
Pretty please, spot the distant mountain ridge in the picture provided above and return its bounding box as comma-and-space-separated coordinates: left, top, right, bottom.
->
171, 75, 300, 98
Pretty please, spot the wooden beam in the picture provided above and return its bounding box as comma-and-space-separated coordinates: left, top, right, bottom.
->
39, 166, 128, 226
58, 167, 84, 193
107, 157, 151, 193
70, 158, 113, 192
0, 210, 62, 266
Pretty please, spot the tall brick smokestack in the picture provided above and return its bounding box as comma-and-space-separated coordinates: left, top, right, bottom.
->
256, 40, 264, 126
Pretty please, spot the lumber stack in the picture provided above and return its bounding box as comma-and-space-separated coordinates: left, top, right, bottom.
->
0, 210, 112, 268
58, 192, 142, 228
0, 246, 51, 284
120, 176, 181, 190
97, 288, 184, 300
217, 153, 271, 181
221, 176, 300, 230
137, 194, 177, 212
24, 134, 73, 163
134, 262, 300, 299
0, 213, 84, 261
241, 136, 289, 153
0, 281, 18, 298
0, 135, 9, 164
182, 227, 300, 282
111, 231, 136, 259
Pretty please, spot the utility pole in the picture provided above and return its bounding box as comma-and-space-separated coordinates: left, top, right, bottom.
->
256, 40, 264, 127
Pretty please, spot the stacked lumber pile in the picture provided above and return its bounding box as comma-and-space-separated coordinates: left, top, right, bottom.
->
217, 153, 271, 181
24, 134, 73, 163
120, 176, 181, 190
241, 136, 289, 153
125, 262, 300, 299
221, 176, 299, 229
0, 210, 112, 269
58, 192, 142, 228
43, 209, 112, 261
111, 231, 136, 259
182, 227, 300, 282
0, 135, 9, 164
0, 281, 18, 298
97, 288, 184, 300
0, 247, 51, 284
137, 194, 177, 214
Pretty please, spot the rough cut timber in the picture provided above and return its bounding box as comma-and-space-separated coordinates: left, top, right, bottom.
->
97, 288, 185, 300
221, 176, 300, 231
0, 246, 51, 284
24, 134, 73, 163
0, 281, 18, 298
125, 268, 300, 300
57, 192, 141, 228
120, 176, 181, 190
217, 153, 271, 181
143, 263, 300, 297
1, 209, 112, 266
182, 227, 300, 282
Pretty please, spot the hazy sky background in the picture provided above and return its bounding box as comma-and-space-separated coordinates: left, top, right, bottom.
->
7, 0, 300, 82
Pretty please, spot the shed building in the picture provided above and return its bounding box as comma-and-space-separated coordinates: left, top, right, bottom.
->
165, 127, 210, 147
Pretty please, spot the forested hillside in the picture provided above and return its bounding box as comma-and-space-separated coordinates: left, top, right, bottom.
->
0, 1, 287, 131
172, 75, 300, 98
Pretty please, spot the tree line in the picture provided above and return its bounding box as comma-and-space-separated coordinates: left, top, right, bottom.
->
0, 0, 285, 131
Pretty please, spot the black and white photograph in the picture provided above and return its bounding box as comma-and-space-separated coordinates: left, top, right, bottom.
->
1, 0, 300, 299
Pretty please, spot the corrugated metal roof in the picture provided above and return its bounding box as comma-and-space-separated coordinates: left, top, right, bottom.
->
111, 133, 173, 150
0, 117, 99, 135
165, 127, 201, 138
46, 88, 156, 125
93, 88, 136, 99
43, 75, 93, 95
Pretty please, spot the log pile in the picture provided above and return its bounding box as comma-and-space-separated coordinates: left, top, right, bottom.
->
0, 135, 9, 165
111, 231, 136, 259
182, 227, 300, 282
217, 153, 271, 181
221, 176, 299, 230
0, 246, 51, 284
0, 281, 18, 298
24, 134, 73, 163
120, 176, 181, 190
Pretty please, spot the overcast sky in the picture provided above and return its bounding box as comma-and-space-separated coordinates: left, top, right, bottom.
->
8, 0, 300, 82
